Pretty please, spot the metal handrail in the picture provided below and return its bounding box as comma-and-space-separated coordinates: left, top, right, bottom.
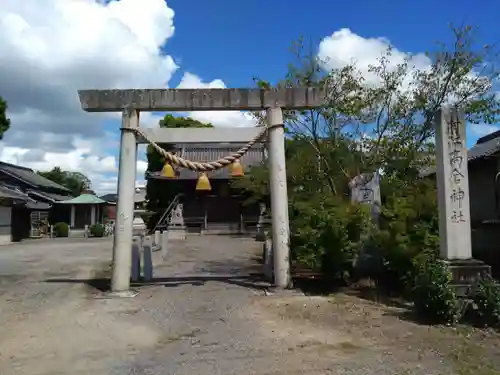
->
152, 193, 182, 233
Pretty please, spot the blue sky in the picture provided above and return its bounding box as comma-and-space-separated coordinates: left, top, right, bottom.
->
2, 0, 499, 193
165, 0, 498, 88
164, 0, 499, 146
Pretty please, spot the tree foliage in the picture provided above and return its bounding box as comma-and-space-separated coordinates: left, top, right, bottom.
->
0, 96, 11, 140
38, 167, 91, 196
239, 23, 499, 198
159, 115, 213, 128
236, 24, 500, 323
246, 25, 499, 195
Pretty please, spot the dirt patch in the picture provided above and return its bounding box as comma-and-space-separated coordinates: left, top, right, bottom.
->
246, 293, 500, 375
156, 328, 208, 347
0, 255, 161, 375
0, 296, 161, 375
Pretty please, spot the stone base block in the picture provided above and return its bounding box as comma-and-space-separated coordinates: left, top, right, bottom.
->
444, 258, 491, 297
167, 227, 186, 240
263, 239, 273, 281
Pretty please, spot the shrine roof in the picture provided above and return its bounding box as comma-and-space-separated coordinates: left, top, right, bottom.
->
419, 130, 500, 178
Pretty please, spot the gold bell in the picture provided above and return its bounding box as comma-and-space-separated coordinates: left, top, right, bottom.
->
195, 172, 212, 191
161, 163, 176, 178
229, 160, 244, 177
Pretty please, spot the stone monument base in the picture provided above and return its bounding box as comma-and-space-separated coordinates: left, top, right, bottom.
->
444, 258, 491, 297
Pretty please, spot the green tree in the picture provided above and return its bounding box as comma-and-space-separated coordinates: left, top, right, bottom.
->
236, 24, 499, 293
145, 115, 213, 229
0, 96, 11, 140
252, 25, 499, 191
231, 136, 357, 204
159, 115, 213, 128
38, 167, 91, 196
65, 172, 92, 196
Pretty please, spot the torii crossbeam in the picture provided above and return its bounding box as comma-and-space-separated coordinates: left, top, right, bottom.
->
77, 88, 326, 296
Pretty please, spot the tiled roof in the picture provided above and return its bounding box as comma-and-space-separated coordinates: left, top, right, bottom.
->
0, 162, 72, 193
0, 185, 29, 201
28, 190, 73, 203
100, 193, 118, 203
468, 130, 500, 161
99, 189, 146, 204
58, 194, 106, 204
148, 143, 266, 180
419, 130, 500, 177
0, 184, 53, 209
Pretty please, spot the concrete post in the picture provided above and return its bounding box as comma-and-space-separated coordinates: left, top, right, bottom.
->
90, 205, 96, 225
70, 205, 75, 228
255, 203, 266, 241
154, 230, 161, 249
131, 240, 141, 282
84, 224, 89, 239
264, 238, 273, 280
161, 231, 169, 260
266, 107, 291, 289
143, 242, 153, 282
435, 107, 472, 259
111, 107, 139, 294
203, 200, 208, 233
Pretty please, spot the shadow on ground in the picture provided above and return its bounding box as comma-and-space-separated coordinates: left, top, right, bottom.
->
344, 285, 411, 310
195, 259, 263, 276
44, 274, 271, 293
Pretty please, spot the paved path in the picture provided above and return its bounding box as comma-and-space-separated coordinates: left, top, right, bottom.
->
0, 236, 322, 375
0, 235, 440, 375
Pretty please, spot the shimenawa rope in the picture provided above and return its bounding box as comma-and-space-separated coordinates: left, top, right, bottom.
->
132, 127, 267, 172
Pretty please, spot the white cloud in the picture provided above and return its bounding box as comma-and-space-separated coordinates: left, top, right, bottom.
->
176, 72, 258, 127
140, 112, 165, 129
0, 0, 176, 194
318, 28, 496, 145
318, 28, 431, 89
318, 28, 492, 108
0, 1, 259, 194
0, 136, 148, 193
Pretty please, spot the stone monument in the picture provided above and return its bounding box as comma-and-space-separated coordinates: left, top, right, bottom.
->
167, 203, 186, 240
435, 107, 490, 295
349, 171, 381, 223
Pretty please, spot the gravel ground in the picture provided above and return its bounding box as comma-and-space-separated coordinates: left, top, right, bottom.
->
0, 236, 498, 375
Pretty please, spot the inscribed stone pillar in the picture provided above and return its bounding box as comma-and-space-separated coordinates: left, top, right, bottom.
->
435, 107, 472, 260
349, 171, 381, 223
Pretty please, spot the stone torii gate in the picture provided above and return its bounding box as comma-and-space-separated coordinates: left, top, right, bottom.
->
77, 88, 326, 295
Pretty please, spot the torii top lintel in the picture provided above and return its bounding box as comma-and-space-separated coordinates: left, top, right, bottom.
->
77, 88, 326, 112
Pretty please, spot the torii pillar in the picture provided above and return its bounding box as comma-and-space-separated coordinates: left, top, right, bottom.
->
77, 88, 326, 294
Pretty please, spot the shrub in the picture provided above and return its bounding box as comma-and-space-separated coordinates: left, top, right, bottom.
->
368, 178, 439, 294
470, 276, 500, 327
410, 252, 460, 324
89, 223, 105, 237
289, 196, 372, 284
54, 222, 69, 238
